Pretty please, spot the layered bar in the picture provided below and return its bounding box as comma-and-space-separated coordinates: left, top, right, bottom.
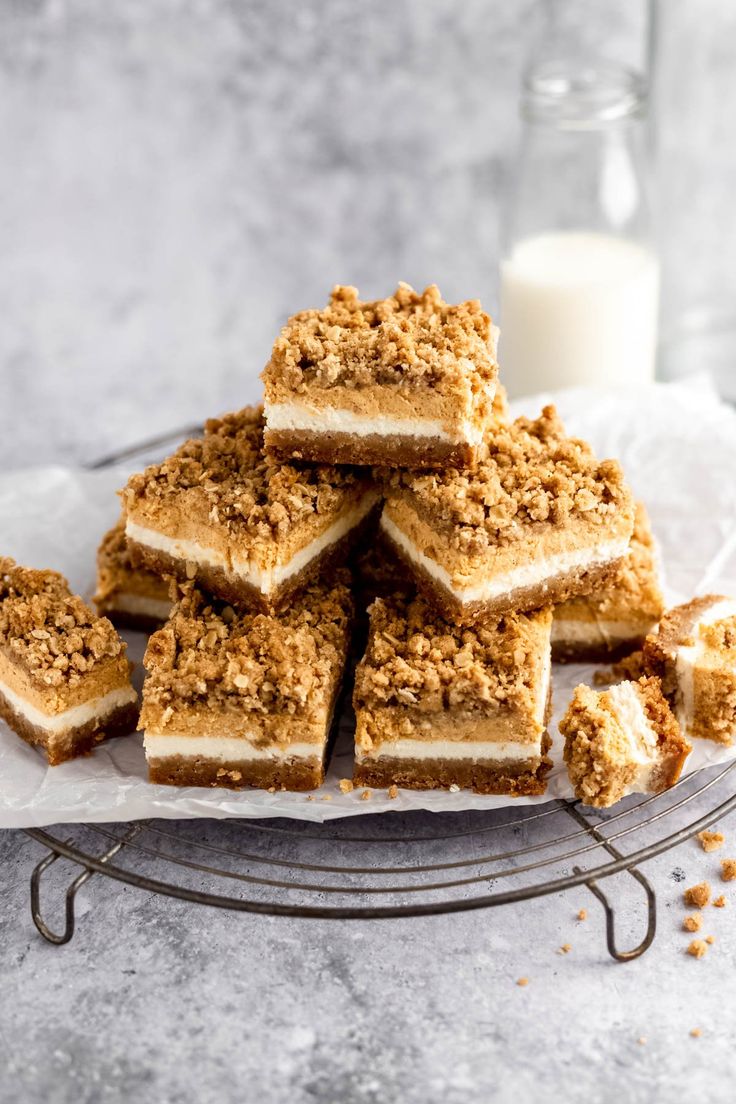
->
380, 406, 635, 625
644, 595, 736, 745
552, 502, 664, 662
0, 558, 137, 765
352, 593, 553, 794
140, 573, 353, 790
561, 677, 690, 808
123, 406, 379, 615
94, 519, 172, 630
262, 283, 500, 469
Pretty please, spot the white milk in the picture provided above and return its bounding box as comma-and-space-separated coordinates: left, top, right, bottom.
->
499, 231, 659, 397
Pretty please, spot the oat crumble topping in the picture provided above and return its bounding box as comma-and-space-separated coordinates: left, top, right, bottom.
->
140, 574, 352, 722
698, 830, 725, 852
683, 913, 703, 932
687, 939, 708, 959
720, 859, 736, 881
683, 882, 711, 908
123, 406, 373, 545
353, 594, 551, 712
714, 895, 727, 908
263, 283, 496, 394
383, 407, 631, 553
0, 558, 125, 688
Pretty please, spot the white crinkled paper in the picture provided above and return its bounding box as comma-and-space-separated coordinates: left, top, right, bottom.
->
1, 379, 736, 827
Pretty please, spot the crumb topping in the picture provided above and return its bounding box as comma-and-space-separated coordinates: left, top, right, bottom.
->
123, 407, 373, 544
353, 593, 551, 711
383, 406, 631, 553
263, 283, 497, 395
714, 895, 726, 908
684, 882, 711, 908
0, 558, 124, 687
683, 913, 703, 932
720, 859, 736, 882
687, 939, 708, 959
698, 830, 725, 852
141, 574, 352, 719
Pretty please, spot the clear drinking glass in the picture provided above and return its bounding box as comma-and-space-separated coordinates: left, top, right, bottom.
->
499, 59, 659, 398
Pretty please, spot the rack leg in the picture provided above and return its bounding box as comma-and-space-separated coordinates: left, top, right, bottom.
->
29, 826, 142, 945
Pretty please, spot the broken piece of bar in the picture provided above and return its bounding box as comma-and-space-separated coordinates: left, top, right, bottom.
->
379, 406, 635, 625
553, 501, 664, 662
94, 519, 172, 630
262, 283, 500, 469
140, 573, 353, 790
0, 558, 137, 765
644, 595, 736, 745
352, 593, 553, 794
561, 676, 690, 808
122, 406, 379, 615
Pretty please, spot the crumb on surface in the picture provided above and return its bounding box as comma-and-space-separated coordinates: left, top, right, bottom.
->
683, 913, 703, 933
714, 894, 726, 908
339, 778, 354, 794
637, 1037, 647, 1046
577, 908, 587, 921
267, 786, 276, 793
321, 794, 332, 801
720, 859, 736, 881
388, 784, 399, 799
690, 1028, 702, 1038
516, 977, 529, 987
706, 935, 715, 945
698, 830, 725, 852
449, 783, 460, 793
687, 939, 708, 959
558, 944, 572, 955
305, 794, 314, 801
360, 789, 371, 801
684, 882, 711, 908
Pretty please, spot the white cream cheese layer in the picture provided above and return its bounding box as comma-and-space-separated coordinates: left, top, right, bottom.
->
551, 617, 655, 645
675, 598, 736, 734
0, 679, 137, 734
127, 494, 377, 594
265, 402, 485, 446
356, 738, 542, 763
607, 682, 660, 796
143, 734, 323, 763
108, 593, 173, 620
381, 512, 629, 606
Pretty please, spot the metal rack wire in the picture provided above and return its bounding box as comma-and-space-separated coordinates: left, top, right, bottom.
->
21, 428, 736, 958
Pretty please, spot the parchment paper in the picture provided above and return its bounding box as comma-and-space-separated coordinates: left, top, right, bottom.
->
2, 378, 736, 827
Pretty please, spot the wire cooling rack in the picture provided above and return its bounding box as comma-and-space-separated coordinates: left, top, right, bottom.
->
21, 426, 736, 958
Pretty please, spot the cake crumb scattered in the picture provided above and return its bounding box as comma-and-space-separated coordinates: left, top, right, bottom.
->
690, 1028, 702, 1038
577, 909, 587, 921
698, 830, 725, 852
683, 913, 703, 933
339, 778, 354, 794
684, 882, 711, 908
360, 789, 371, 801
637, 1037, 647, 1046
516, 977, 529, 987
321, 794, 332, 801
557, 943, 572, 955
720, 859, 736, 881
305, 794, 314, 802
714, 894, 727, 908
706, 935, 715, 945
388, 784, 399, 800
687, 939, 708, 959
267, 786, 276, 793
448, 783, 460, 793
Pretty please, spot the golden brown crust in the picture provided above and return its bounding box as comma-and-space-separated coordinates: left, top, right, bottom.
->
0, 686, 138, 766
353, 744, 552, 796
0, 557, 127, 691
381, 406, 633, 554
265, 429, 479, 470
140, 573, 353, 730
148, 755, 325, 791
262, 283, 497, 396
353, 592, 552, 715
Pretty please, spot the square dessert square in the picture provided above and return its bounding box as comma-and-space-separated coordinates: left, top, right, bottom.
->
0, 558, 138, 765
262, 283, 500, 469
140, 573, 353, 790
94, 519, 172, 630
644, 595, 736, 745
122, 406, 379, 615
552, 501, 664, 662
352, 593, 553, 795
380, 406, 635, 625
561, 676, 690, 808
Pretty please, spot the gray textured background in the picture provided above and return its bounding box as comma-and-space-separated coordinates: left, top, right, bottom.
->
0, 0, 648, 468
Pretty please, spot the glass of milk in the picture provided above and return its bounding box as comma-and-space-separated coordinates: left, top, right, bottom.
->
500, 60, 659, 397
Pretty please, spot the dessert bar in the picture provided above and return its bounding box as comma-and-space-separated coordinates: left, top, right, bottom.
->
262, 283, 499, 469
0, 558, 137, 765
123, 406, 379, 615
552, 502, 663, 662
352, 593, 553, 794
94, 519, 172, 630
380, 406, 635, 625
140, 573, 353, 790
644, 595, 736, 745
561, 676, 690, 808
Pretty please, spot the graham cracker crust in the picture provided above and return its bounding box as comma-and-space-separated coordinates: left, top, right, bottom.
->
148, 755, 324, 791
353, 735, 552, 796
382, 526, 627, 625
0, 688, 139, 766
265, 428, 477, 471
552, 634, 647, 665
129, 505, 378, 615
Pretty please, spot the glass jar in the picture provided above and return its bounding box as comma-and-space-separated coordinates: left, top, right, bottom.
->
499, 59, 659, 398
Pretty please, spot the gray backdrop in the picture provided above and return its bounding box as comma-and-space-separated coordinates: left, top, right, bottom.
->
0, 0, 647, 468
